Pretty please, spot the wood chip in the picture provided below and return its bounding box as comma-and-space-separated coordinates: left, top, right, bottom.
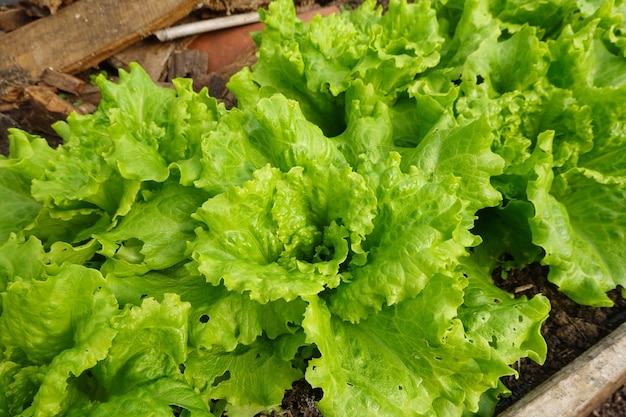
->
25, 85, 81, 115
108, 38, 178, 82
0, 7, 32, 32
514, 284, 535, 294
167, 50, 209, 80
24, 85, 82, 134
0, 86, 26, 104
41, 68, 86, 95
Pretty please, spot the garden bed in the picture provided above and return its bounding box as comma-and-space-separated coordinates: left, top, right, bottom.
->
2, 1, 626, 416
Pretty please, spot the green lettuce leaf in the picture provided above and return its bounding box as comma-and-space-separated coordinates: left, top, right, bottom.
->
0, 261, 118, 417
0, 264, 113, 365
95, 181, 207, 270
94, 65, 176, 183
189, 288, 306, 352
190, 161, 376, 303
529, 157, 626, 306
401, 117, 504, 213
458, 258, 550, 367
230, 0, 445, 135
8, 0, 626, 414
329, 153, 472, 322
193, 107, 267, 195
524, 125, 626, 305
0, 170, 41, 244
185, 336, 303, 412
23, 290, 117, 417
68, 378, 213, 417
305, 274, 513, 417
0, 235, 46, 297
93, 294, 189, 395
0, 129, 57, 182
0, 364, 43, 417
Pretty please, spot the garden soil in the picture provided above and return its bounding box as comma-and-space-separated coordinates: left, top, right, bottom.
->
2, 0, 626, 416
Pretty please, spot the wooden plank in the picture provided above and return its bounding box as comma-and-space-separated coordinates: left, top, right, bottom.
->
499, 321, 626, 417
0, 0, 198, 84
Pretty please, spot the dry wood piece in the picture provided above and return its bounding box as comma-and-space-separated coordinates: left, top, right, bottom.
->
0, 7, 32, 32
25, 85, 82, 115
0, 0, 199, 89
77, 83, 102, 107
500, 321, 626, 417
200, 0, 270, 13
167, 50, 209, 80
41, 68, 86, 95
24, 85, 82, 134
0, 86, 26, 104
108, 39, 178, 82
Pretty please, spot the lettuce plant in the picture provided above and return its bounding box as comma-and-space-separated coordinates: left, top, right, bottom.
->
1, 0, 624, 416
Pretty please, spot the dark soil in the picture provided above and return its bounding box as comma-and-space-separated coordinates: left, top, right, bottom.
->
492, 264, 626, 416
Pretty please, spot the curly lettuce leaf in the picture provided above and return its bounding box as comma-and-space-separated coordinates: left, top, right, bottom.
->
33, 116, 138, 216
189, 286, 306, 352
92, 294, 189, 395
228, 2, 343, 136
0, 262, 118, 417
190, 161, 376, 303
0, 264, 113, 365
401, 117, 504, 213
185, 336, 302, 412
0, 129, 57, 182
0, 363, 44, 417
23, 292, 117, 417
329, 153, 472, 322
527, 130, 626, 306
164, 77, 225, 166
458, 258, 550, 367
574, 84, 626, 178
95, 182, 208, 270
0, 235, 46, 297
193, 107, 268, 195
245, 95, 347, 172
9, 0, 626, 414
230, 0, 445, 135
195, 95, 346, 194
66, 378, 213, 417
0, 170, 41, 244
93, 65, 176, 182
305, 274, 513, 417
